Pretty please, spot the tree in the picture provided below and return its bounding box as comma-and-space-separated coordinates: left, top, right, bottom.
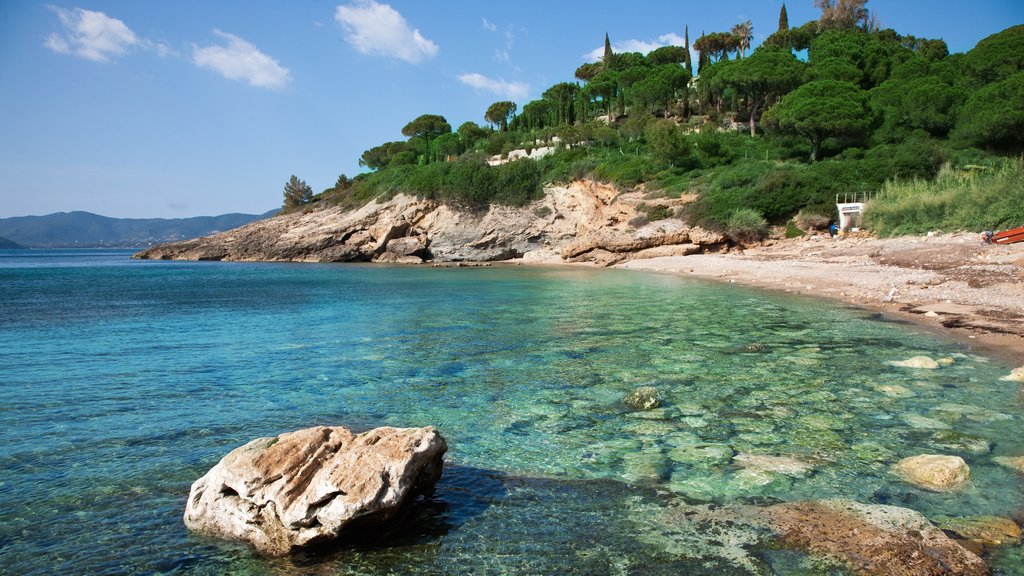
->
779, 3, 789, 31
575, 62, 603, 81
603, 33, 613, 66
646, 121, 698, 169
359, 141, 410, 170
457, 121, 489, 150
731, 21, 753, 58
401, 114, 451, 164
434, 132, 463, 161
764, 79, 870, 160
648, 45, 688, 66
485, 101, 517, 131
683, 26, 693, 76
960, 25, 1024, 86
631, 64, 689, 117
719, 47, 806, 136
282, 175, 313, 210
815, 0, 871, 32
953, 72, 1024, 152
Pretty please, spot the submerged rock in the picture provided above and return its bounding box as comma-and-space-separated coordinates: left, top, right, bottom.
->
732, 453, 814, 477
1000, 366, 1024, 382
934, 515, 1022, 548
759, 499, 988, 575
889, 356, 940, 369
993, 455, 1024, 473
623, 386, 661, 410
930, 430, 992, 454
891, 454, 971, 492
183, 425, 447, 555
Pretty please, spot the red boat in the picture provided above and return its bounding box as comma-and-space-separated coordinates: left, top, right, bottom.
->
992, 225, 1024, 245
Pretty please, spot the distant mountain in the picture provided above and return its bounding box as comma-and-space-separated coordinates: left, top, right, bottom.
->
0, 210, 277, 248
0, 236, 25, 249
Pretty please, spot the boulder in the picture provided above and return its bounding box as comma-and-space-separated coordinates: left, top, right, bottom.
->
759, 499, 988, 575
386, 236, 429, 258
892, 454, 971, 492
183, 425, 447, 555
623, 386, 661, 411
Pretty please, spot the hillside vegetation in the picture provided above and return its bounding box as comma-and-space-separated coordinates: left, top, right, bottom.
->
297, 2, 1023, 236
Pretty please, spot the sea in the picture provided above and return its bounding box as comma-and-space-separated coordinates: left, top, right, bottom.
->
0, 249, 1021, 574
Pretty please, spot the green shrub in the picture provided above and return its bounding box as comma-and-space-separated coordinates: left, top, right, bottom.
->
726, 208, 769, 244
785, 220, 806, 238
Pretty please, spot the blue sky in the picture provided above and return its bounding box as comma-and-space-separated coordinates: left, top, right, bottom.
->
1, 1, 1020, 218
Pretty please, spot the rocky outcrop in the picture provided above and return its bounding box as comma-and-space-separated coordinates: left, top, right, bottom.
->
892, 454, 971, 491
183, 425, 447, 555
134, 181, 727, 265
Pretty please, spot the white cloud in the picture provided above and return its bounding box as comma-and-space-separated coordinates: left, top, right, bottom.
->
44, 6, 139, 62
495, 49, 510, 62
583, 33, 688, 61
457, 73, 529, 100
192, 31, 291, 90
334, 0, 438, 63
482, 17, 497, 32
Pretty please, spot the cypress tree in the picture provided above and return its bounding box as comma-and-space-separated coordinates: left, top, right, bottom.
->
603, 33, 613, 66
779, 3, 789, 31
684, 25, 693, 76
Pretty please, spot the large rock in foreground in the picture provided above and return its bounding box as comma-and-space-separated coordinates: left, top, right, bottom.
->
184, 425, 447, 555
892, 454, 971, 492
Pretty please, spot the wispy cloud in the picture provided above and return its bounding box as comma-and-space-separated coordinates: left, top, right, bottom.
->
192, 31, 291, 90
44, 6, 172, 61
583, 33, 687, 61
482, 17, 497, 32
334, 0, 438, 63
45, 6, 138, 61
457, 73, 529, 100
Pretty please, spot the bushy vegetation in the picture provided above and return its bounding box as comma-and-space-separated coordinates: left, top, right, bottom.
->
310, 6, 1022, 237
865, 159, 1024, 236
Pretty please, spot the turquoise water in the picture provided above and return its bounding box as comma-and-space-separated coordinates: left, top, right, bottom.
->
0, 249, 1021, 574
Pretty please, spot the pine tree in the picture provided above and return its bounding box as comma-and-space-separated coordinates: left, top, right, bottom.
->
779, 3, 789, 31
603, 33, 613, 66
282, 175, 313, 210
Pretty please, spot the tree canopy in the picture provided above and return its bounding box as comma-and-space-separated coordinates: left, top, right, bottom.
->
282, 175, 313, 210
764, 80, 870, 160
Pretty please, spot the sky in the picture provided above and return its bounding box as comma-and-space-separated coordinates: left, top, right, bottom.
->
0, 1, 1021, 218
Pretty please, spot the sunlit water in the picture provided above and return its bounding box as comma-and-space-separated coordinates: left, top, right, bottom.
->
0, 249, 1021, 574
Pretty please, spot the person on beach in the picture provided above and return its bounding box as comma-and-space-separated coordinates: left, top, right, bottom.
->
829, 222, 839, 238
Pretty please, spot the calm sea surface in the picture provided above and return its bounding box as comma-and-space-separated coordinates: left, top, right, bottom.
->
0, 249, 1021, 574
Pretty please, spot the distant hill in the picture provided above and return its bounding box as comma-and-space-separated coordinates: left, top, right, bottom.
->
0, 236, 25, 249
0, 210, 277, 248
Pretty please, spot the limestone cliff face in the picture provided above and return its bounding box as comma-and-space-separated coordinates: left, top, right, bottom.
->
134, 181, 726, 265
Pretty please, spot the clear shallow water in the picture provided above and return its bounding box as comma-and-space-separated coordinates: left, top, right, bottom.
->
0, 249, 1021, 574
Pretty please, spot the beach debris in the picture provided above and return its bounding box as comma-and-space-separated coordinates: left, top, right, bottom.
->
892, 454, 971, 492
183, 425, 446, 555
623, 386, 662, 410
888, 356, 940, 369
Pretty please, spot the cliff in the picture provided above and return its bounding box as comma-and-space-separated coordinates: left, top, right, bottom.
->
133, 181, 727, 266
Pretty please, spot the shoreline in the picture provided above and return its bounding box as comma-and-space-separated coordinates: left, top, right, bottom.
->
615, 232, 1024, 367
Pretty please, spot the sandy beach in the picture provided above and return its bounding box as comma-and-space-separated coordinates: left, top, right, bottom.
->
619, 232, 1024, 365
